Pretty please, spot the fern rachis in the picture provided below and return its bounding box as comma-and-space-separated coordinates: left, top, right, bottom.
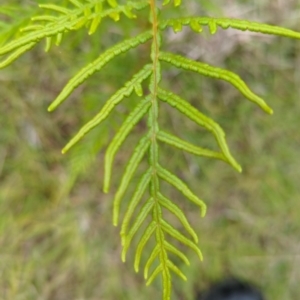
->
1, 1, 299, 299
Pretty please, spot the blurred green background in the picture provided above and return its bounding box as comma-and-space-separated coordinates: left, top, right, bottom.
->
0, 1, 300, 299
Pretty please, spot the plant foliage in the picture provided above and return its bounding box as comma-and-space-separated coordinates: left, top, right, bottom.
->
1, 1, 300, 299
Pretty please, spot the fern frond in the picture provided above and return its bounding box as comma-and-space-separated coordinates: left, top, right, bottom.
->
157, 130, 227, 162
159, 52, 273, 114
0, 16, 68, 55
160, 17, 300, 39
2, 1, 300, 299
48, 31, 152, 111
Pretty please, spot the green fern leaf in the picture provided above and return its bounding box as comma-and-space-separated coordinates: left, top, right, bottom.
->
0, 1, 148, 61
107, 0, 118, 8
1, 1, 300, 299
161, 219, 203, 261
157, 88, 242, 172
88, 3, 102, 35
144, 244, 160, 279
121, 168, 152, 248
163, 0, 182, 7
39, 4, 71, 15
0, 42, 35, 69
159, 52, 273, 114
122, 197, 154, 260
158, 193, 198, 243
163, 240, 190, 266
157, 130, 227, 163
134, 220, 156, 272
146, 264, 163, 285
48, 32, 152, 111
61, 63, 152, 153
157, 164, 206, 217
160, 17, 300, 39
0, 18, 67, 55
68, 0, 84, 8
166, 260, 187, 281
113, 134, 151, 226
104, 96, 151, 193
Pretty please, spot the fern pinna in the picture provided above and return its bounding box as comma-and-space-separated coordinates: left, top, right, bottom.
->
1, 1, 299, 299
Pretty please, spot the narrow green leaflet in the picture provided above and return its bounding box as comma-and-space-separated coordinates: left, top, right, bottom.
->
104, 96, 151, 193
163, 0, 182, 7
61, 64, 152, 154
158, 193, 198, 243
164, 241, 190, 266
0, 1, 149, 62
159, 52, 273, 114
122, 197, 154, 262
157, 130, 227, 163
161, 219, 203, 261
68, 0, 84, 8
113, 134, 151, 226
146, 264, 163, 285
107, 0, 118, 8
158, 88, 242, 172
157, 164, 207, 217
134, 220, 156, 272
39, 4, 71, 15
144, 244, 160, 279
88, 3, 102, 35
0, 16, 71, 55
121, 169, 152, 250
160, 17, 300, 39
48, 32, 152, 111
167, 260, 187, 281
0, 42, 35, 69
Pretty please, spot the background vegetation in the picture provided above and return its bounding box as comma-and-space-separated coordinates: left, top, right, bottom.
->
0, 1, 299, 299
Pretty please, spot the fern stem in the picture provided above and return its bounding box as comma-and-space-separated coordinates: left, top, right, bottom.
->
149, 1, 171, 299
